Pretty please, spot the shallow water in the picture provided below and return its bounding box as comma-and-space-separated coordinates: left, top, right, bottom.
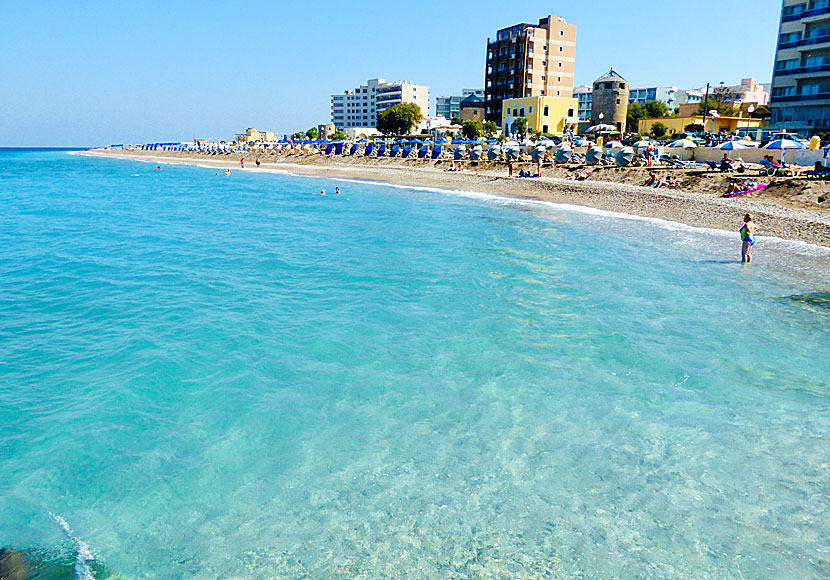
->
1, 150, 829, 579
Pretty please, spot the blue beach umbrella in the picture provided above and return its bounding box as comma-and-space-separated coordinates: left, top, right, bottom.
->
717, 141, 749, 150
763, 139, 804, 150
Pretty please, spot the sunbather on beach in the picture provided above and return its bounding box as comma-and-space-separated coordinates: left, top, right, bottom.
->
644, 172, 658, 187
727, 178, 757, 194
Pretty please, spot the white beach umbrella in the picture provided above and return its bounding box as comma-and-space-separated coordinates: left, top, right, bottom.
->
604, 140, 624, 149
667, 139, 698, 149
633, 140, 652, 149
587, 123, 616, 133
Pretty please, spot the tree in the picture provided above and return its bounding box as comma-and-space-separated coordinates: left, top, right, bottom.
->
698, 86, 736, 116
483, 121, 498, 138
650, 122, 668, 139
644, 100, 670, 118
627, 101, 670, 133
626, 103, 647, 133
511, 116, 528, 136
451, 116, 461, 126
684, 123, 704, 132
331, 129, 347, 141
461, 120, 482, 140
291, 132, 304, 140
377, 103, 423, 135
306, 127, 318, 140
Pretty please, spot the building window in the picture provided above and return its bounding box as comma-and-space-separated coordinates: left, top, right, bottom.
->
529, 106, 533, 113
557, 91, 561, 96
617, 99, 621, 104
543, 124, 549, 133
543, 105, 549, 116
559, 47, 563, 52
558, 62, 562, 68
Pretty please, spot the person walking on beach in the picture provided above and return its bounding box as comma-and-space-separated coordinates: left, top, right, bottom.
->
255, 157, 261, 168
240, 158, 245, 168
740, 214, 757, 264
508, 157, 514, 177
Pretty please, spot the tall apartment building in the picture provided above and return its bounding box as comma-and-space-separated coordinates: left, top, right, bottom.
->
484, 15, 577, 124
331, 78, 430, 129
436, 89, 484, 120
574, 85, 593, 121
770, 0, 830, 133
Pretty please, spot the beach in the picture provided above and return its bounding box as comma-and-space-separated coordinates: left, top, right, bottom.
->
85, 148, 830, 247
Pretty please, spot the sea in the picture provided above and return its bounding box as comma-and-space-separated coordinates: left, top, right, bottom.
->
1, 148, 828, 580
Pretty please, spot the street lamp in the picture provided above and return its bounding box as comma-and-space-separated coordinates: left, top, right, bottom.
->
710, 110, 720, 136
745, 105, 756, 135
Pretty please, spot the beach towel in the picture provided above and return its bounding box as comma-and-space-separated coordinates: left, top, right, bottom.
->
722, 183, 768, 198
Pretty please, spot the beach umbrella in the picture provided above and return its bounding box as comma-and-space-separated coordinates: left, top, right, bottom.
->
615, 147, 636, 167
763, 139, 804, 150
470, 145, 484, 161
717, 141, 748, 150
454, 145, 468, 160
586, 124, 616, 133
531, 145, 546, 162
667, 139, 698, 149
604, 140, 624, 149
632, 140, 652, 149
585, 146, 605, 165
556, 144, 574, 164
487, 145, 502, 161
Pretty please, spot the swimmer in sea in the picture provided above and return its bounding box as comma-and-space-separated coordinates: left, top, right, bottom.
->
335, 187, 340, 195
225, 169, 230, 176
740, 213, 757, 264
321, 189, 326, 196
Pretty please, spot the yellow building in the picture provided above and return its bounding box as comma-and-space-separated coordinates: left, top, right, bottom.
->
501, 96, 579, 136
638, 115, 764, 136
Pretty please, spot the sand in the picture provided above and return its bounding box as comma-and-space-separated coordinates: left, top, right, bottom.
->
84, 149, 830, 248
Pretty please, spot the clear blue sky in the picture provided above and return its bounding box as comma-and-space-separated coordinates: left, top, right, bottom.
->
0, 0, 782, 146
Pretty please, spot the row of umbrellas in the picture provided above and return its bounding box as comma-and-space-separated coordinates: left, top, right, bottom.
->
598, 139, 804, 151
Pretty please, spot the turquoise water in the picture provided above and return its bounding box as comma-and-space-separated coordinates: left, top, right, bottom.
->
1, 149, 829, 579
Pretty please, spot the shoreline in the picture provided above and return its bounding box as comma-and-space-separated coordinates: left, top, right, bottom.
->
82, 149, 830, 248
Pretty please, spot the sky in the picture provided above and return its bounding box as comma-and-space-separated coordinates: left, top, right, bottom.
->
0, 0, 783, 146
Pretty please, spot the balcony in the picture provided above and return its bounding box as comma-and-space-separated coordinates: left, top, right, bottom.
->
779, 32, 830, 49
782, 7, 830, 23
772, 91, 830, 102
775, 63, 830, 76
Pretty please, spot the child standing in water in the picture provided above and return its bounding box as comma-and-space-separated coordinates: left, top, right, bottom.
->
740, 214, 757, 264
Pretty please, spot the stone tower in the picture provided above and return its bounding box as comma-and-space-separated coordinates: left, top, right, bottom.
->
591, 69, 629, 133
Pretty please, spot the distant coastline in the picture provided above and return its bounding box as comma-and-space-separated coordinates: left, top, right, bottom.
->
83, 148, 830, 248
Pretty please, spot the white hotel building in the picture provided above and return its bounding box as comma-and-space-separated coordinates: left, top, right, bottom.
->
331, 78, 430, 129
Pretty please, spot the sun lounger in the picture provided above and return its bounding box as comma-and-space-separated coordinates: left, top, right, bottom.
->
324, 144, 334, 155
417, 146, 429, 159
431, 145, 443, 160
390, 145, 400, 157
377, 145, 386, 157
804, 169, 830, 179
364, 143, 374, 156
401, 145, 412, 158
349, 144, 358, 156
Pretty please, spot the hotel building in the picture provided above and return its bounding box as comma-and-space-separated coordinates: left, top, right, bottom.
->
484, 15, 577, 124
331, 78, 430, 130
770, 0, 830, 133
436, 89, 485, 121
